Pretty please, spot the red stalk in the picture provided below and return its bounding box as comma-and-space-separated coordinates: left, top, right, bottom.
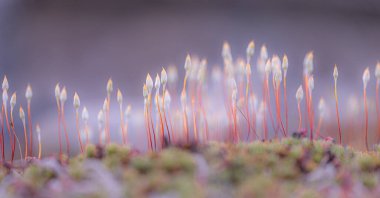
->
364, 88, 369, 151
27, 101, 33, 156
61, 103, 70, 157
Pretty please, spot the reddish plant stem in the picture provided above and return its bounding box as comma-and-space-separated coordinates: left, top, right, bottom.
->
297, 101, 302, 131
264, 75, 277, 137
61, 104, 70, 157
275, 86, 287, 137
148, 99, 157, 151
4, 106, 15, 162
364, 88, 369, 151
119, 103, 126, 145
304, 76, 312, 141
197, 84, 209, 141
75, 110, 83, 153
161, 88, 171, 143
156, 95, 165, 148
144, 106, 153, 151
376, 80, 380, 142
191, 98, 198, 142
106, 95, 111, 144
27, 102, 33, 157
10, 110, 23, 161
22, 120, 28, 160
334, 82, 342, 145
56, 100, 63, 160
0, 109, 3, 161
237, 107, 259, 140
232, 104, 238, 143
283, 77, 289, 135
222, 76, 233, 141
262, 82, 268, 141
245, 77, 252, 140
183, 108, 189, 143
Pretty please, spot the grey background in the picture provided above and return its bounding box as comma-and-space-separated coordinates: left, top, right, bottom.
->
0, 0, 380, 153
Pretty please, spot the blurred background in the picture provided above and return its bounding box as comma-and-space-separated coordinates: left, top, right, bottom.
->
0, 0, 380, 155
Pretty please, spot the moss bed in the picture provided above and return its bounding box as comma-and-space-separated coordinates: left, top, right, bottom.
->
1, 138, 380, 197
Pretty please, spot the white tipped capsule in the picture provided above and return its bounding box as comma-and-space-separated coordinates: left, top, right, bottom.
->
308, 76, 314, 92
333, 65, 338, 81
161, 68, 168, 86
2, 90, 8, 105
55, 83, 61, 99
125, 105, 132, 119
272, 55, 282, 86
97, 110, 104, 124
164, 90, 171, 108
375, 62, 380, 80
107, 78, 113, 94
271, 55, 281, 69
60, 87, 67, 103
19, 106, 25, 122
222, 42, 232, 63
184, 54, 192, 72
363, 67, 370, 88
264, 59, 272, 74
155, 74, 161, 90
260, 45, 268, 61
282, 55, 288, 76
10, 92, 16, 109
82, 107, 89, 122
2, 76, 9, 91
143, 84, 148, 99
73, 92, 80, 109
246, 40, 255, 60
146, 74, 153, 93
25, 84, 33, 101
296, 85, 304, 102
117, 89, 123, 104
273, 69, 282, 86
303, 51, 314, 76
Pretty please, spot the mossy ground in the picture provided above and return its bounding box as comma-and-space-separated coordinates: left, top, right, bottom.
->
1, 138, 380, 197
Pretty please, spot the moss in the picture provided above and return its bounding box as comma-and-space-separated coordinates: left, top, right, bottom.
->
0, 167, 7, 182
358, 154, 380, 172
86, 144, 97, 158
289, 145, 304, 159
158, 148, 195, 173
273, 159, 300, 180
68, 161, 86, 181
312, 142, 324, 163
105, 143, 119, 156
237, 174, 282, 197
297, 188, 322, 198
361, 173, 378, 189
330, 144, 345, 160
131, 156, 153, 174
23, 165, 56, 189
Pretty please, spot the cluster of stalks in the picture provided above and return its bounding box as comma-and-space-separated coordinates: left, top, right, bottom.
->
140, 41, 380, 151
0, 77, 40, 164
1, 40, 380, 163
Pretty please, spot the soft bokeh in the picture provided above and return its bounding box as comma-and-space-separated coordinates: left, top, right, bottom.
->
1, 0, 380, 155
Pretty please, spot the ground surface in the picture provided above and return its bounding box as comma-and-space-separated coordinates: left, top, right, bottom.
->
1, 138, 380, 198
